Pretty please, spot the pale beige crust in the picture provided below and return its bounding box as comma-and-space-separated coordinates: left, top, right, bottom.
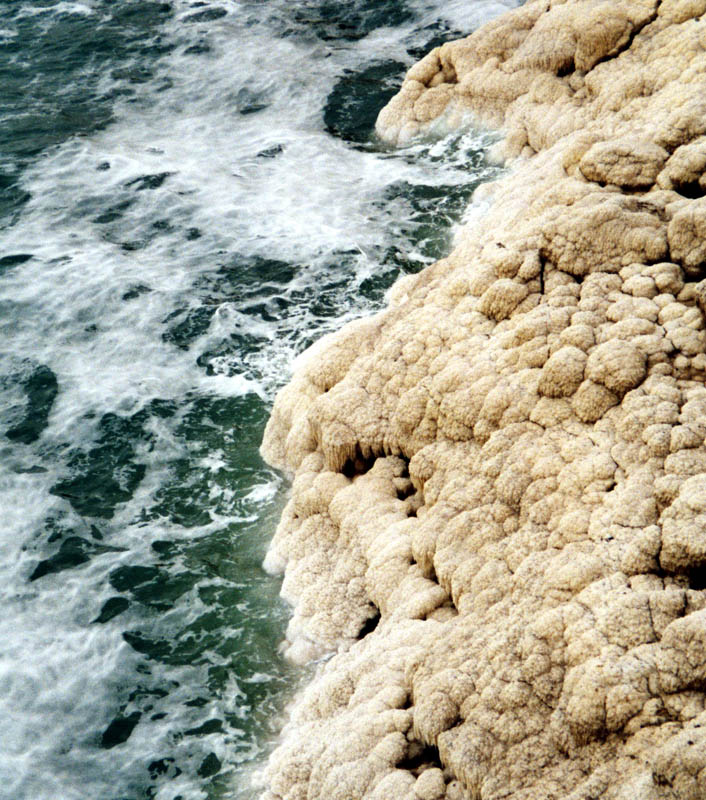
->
260, 2, 706, 798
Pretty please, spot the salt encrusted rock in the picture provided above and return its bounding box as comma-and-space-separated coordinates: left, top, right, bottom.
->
571, 379, 618, 423
478, 278, 528, 321
658, 137, 706, 191
538, 346, 587, 397
579, 138, 669, 188
539, 194, 668, 277
660, 474, 706, 571
414, 768, 446, 800
659, 0, 706, 24
585, 341, 647, 396
668, 198, 706, 278
261, 1, 706, 798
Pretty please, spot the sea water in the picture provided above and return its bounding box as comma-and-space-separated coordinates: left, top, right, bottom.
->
0, 1, 521, 798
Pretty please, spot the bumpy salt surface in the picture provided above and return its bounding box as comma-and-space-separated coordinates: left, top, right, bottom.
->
261, 2, 706, 798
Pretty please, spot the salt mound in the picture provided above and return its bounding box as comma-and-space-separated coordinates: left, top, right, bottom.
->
260, 1, 706, 797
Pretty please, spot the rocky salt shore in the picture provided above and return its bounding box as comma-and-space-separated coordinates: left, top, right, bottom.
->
259, 1, 706, 798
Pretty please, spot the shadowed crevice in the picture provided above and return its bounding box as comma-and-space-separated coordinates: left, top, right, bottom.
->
397, 742, 443, 774
688, 566, 706, 591
357, 603, 381, 639
342, 446, 377, 478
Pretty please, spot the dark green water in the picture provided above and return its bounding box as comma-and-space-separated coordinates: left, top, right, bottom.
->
0, 1, 518, 797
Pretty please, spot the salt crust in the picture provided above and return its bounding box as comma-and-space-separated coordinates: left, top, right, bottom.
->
260, 1, 706, 797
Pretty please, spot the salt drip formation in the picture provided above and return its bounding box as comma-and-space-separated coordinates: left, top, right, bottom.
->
260, 1, 706, 798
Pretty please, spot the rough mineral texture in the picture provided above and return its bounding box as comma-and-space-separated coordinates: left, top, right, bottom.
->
260, 1, 706, 798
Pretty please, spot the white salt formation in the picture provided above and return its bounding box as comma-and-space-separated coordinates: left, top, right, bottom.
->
260, 1, 706, 797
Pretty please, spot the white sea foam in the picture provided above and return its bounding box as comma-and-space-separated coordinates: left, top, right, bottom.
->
53, 1, 95, 15
15, 2, 94, 19
410, 0, 524, 30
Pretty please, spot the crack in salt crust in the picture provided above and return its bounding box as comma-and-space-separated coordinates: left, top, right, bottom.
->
260, 1, 706, 797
